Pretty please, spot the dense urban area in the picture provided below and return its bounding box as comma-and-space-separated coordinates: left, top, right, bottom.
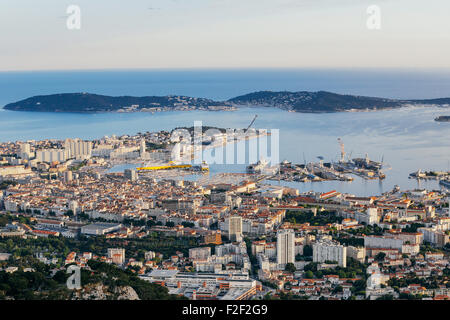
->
0, 127, 449, 301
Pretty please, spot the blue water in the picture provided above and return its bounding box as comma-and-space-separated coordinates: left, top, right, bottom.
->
2, 69, 450, 106
1, 69, 450, 196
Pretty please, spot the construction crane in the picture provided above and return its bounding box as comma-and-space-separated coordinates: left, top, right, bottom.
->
337, 138, 346, 163
246, 115, 258, 132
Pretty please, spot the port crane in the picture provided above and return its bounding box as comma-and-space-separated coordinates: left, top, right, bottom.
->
246, 115, 258, 132
337, 138, 346, 163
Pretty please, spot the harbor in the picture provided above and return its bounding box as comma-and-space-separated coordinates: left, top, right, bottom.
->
249, 138, 387, 183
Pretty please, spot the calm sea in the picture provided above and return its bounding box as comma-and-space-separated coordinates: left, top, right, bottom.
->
1, 69, 450, 196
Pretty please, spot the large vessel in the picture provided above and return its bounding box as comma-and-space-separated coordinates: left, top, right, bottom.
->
136, 163, 192, 171
246, 159, 268, 173
196, 161, 210, 172
439, 179, 450, 189
352, 153, 383, 171
137, 161, 209, 172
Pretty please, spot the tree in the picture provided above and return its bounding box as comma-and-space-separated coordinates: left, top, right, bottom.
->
165, 221, 175, 228
304, 271, 314, 279
303, 245, 313, 257
181, 222, 195, 228
375, 252, 386, 261
285, 263, 296, 273
295, 254, 303, 261
332, 285, 343, 294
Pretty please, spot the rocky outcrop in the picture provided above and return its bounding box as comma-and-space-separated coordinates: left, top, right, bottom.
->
72, 283, 140, 300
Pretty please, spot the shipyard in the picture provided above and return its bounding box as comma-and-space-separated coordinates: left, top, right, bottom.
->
248, 138, 387, 183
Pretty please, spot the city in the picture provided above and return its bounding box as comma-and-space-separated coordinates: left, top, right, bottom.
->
0, 128, 449, 301
2, 0, 450, 315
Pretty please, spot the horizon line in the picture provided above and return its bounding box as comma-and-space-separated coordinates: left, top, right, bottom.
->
3, 66, 450, 74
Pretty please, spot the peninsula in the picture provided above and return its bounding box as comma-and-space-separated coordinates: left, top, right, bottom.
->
3, 91, 450, 113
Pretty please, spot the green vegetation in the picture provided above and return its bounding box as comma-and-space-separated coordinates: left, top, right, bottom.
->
4, 93, 225, 113
402, 223, 425, 233
146, 142, 167, 151
285, 263, 296, 273
303, 258, 367, 280
335, 236, 364, 247
285, 210, 342, 226
388, 272, 449, 290
0, 232, 201, 263
0, 213, 33, 228
420, 244, 443, 255
375, 252, 386, 261
347, 224, 384, 236
83, 260, 185, 300
0, 180, 17, 190
69, 161, 87, 171
0, 257, 70, 300
0, 258, 185, 300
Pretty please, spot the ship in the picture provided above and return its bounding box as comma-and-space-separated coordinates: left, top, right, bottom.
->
439, 179, 450, 189
247, 159, 268, 173
136, 163, 192, 171
352, 153, 383, 171
194, 161, 210, 172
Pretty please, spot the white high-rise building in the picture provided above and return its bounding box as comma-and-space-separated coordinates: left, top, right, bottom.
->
313, 241, 347, 267
366, 207, 379, 225
124, 169, 137, 182
36, 149, 68, 163
19, 143, 32, 159
63, 170, 73, 182
65, 138, 92, 160
69, 200, 78, 215
226, 216, 242, 242
447, 197, 450, 217
140, 138, 147, 158
355, 207, 379, 225
276, 229, 295, 266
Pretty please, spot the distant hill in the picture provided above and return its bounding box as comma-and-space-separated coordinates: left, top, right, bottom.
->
228, 91, 450, 113
4, 91, 450, 113
3, 93, 229, 113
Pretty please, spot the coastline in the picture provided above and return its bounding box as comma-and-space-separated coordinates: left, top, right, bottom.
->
3, 102, 447, 115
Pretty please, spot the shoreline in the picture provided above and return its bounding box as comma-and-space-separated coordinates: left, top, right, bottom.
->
2, 102, 448, 115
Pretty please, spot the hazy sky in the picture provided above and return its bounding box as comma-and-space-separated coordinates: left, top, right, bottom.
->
1, 0, 450, 71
